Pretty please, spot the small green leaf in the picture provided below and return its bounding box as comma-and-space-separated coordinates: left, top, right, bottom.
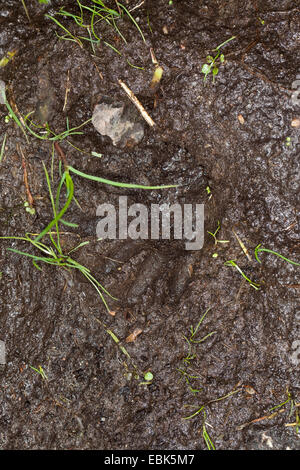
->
201, 63, 211, 75
206, 55, 214, 63
144, 371, 153, 382
220, 54, 225, 63
212, 67, 219, 76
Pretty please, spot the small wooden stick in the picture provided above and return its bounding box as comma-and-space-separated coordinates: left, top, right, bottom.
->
18, 144, 34, 207
118, 79, 156, 127
237, 407, 286, 430
150, 47, 158, 66
129, 1, 145, 12
232, 228, 252, 261
63, 70, 71, 112
54, 141, 68, 168
93, 62, 104, 81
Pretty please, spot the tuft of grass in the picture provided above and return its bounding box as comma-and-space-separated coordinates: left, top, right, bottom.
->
1, 161, 176, 311
46, 0, 146, 54
188, 307, 217, 344
45, 13, 84, 47
29, 364, 48, 381
177, 308, 216, 395
23, 114, 92, 142
0, 164, 117, 312
223, 243, 298, 290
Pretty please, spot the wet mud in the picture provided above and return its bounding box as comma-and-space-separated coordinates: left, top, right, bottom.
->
0, 0, 299, 450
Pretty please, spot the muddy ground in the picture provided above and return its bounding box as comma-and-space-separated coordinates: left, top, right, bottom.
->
0, 0, 299, 450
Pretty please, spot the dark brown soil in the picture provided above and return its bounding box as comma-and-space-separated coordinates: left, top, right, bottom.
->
0, 0, 299, 450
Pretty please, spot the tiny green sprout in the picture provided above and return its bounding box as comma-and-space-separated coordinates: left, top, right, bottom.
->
24, 201, 36, 216
29, 365, 48, 381
91, 151, 103, 158
144, 371, 153, 382
4, 114, 12, 123
169, 0, 173, 5
212, 66, 219, 78
139, 371, 154, 385
201, 36, 236, 83
201, 63, 211, 80
285, 136, 291, 147
212, 253, 218, 258
258, 17, 265, 25
205, 185, 212, 200
207, 221, 229, 245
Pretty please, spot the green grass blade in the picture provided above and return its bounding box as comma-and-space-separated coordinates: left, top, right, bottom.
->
6, 248, 59, 265
224, 260, 260, 289
118, 2, 146, 43
254, 244, 300, 266
34, 171, 74, 243
45, 14, 83, 46
68, 166, 178, 189
183, 405, 205, 420
3, 98, 29, 143
42, 162, 61, 253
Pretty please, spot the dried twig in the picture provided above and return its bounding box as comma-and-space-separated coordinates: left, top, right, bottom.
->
17, 144, 34, 207
232, 228, 252, 261
63, 70, 71, 112
54, 142, 68, 168
129, 1, 145, 12
118, 79, 156, 127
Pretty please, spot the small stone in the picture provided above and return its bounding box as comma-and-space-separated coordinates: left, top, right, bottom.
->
92, 96, 144, 148
238, 114, 245, 125
291, 118, 300, 128
245, 385, 256, 395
